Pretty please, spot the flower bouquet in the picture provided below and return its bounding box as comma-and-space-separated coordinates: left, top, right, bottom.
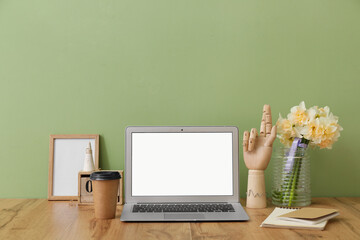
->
272, 101, 343, 207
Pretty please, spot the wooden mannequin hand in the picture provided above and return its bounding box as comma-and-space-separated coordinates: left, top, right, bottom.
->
243, 105, 277, 170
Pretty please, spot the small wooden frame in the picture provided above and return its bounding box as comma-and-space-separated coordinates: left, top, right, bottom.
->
48, 134, 99, 201
78, 170, 124, 205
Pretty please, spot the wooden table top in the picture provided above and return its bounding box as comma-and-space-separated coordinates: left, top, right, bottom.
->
0, 198, 359, 240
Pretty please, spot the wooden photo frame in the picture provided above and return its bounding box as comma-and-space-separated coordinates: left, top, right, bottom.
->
78, 170, 124, 205
48, 134, 99, 200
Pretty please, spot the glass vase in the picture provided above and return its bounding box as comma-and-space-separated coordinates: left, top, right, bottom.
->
272, 147, 311, 207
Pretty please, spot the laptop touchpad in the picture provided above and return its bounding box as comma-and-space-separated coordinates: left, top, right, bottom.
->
164, 213, 205, 220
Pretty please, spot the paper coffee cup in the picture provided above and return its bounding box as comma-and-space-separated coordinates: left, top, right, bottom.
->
90, 171, 121, 219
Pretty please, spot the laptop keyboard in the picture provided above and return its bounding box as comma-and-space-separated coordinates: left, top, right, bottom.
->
132, 203, 235, 213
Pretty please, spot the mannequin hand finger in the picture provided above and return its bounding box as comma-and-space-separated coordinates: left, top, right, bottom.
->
264, 104, 272, 136
248, 128, 257, 151
265, 125, 277, 147
243, 131, 250, 152
260, 111, 266, 137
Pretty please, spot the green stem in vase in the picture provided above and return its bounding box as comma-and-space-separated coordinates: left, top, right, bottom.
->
283, 157, 299, 205
280, 138, 309, 206
288, 138, 309, 206
288, 158, 301, 206
282, 166, 295, 204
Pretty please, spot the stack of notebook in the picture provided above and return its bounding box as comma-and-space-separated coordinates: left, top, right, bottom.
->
260, 207, 339, 230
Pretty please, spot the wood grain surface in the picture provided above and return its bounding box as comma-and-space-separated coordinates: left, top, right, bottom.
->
0, 198, 359, 240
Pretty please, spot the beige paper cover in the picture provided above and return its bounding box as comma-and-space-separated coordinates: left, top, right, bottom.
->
279, 208, 338, 220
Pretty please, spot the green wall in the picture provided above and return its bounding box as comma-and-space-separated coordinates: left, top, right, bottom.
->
0, 0, 359, 198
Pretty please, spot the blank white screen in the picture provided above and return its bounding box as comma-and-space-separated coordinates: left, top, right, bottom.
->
131, 133, 233, 196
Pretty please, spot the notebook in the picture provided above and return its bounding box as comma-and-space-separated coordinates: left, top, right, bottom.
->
278, 207, 339, 225
260, 208, 328, 230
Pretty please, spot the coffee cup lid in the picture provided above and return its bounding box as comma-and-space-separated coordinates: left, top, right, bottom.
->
90, 171, 121, 181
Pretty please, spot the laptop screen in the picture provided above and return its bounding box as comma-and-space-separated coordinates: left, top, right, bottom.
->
131, 132, 233, 196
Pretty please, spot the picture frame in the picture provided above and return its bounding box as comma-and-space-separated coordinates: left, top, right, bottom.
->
78, 170, 124, 205
48, 134, 99, 200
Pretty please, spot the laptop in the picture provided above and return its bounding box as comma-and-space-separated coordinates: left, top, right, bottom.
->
120, 126, 249, 222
